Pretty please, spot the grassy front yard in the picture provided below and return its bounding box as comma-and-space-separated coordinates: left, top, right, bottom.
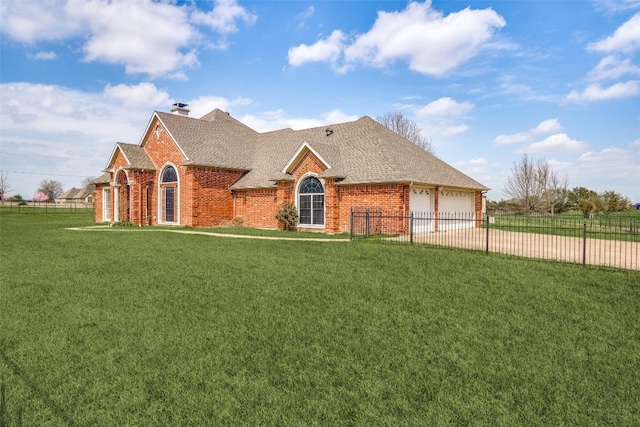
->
1, 211, 638, 425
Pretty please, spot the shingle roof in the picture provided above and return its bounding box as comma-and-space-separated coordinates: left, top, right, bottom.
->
155, 110, 257, 170
93, 172, 111, 184
117, 143, 155, 170
126, 109, 489, 191
57, 186, 92, 200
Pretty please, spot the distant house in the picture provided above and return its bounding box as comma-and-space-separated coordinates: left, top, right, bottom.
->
56, 186, 94, 205
94, 105, 489, 232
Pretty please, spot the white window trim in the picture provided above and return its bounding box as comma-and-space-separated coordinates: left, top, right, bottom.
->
158, 163, 180, 225
295, 172, 325, 229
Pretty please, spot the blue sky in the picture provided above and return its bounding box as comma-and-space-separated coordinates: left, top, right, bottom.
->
1, 0, 639, 202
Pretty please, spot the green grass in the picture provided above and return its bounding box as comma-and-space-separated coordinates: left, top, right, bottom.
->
1, 210, 639, 425
488, 210, 640, 242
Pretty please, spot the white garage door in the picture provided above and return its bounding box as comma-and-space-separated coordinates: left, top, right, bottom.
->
409, 187, 433, 232
438, 190, 475, 230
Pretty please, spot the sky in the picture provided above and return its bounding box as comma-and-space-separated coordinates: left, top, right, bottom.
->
1, 0, 639, 203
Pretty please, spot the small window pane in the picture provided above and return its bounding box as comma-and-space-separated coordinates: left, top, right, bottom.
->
300, 177, 323, 194
165, 187, 175, 222
162, 166, 177, 183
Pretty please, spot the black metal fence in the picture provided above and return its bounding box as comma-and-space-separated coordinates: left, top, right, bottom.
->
350, 210, 639, 270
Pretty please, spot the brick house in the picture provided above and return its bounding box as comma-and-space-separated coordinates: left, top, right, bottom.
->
94, 104, 489, 233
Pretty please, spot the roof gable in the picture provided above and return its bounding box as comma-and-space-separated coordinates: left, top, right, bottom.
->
105, 142, 155, 171
281, 142, 332, 174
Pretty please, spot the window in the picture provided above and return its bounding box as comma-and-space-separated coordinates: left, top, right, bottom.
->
298, 176, 324, 226
162, 166, 177, 183
164, 187, 175, 222
103, 188, 111, 222
160, 165, 178, 223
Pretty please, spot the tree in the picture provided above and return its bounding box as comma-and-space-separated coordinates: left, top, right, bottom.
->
33, 191, 49, 202
0, 170, 11, 199
376, 111, 435, 154
600, 190, 631, 214
37, 179, 64, 202
567, 187, 598, 211
503, 153, 568, 215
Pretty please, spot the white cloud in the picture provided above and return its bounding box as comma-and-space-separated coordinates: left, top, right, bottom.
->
416, 97, 474, 117
587, 12, 640, 53
573, 141, 640, 197
33, 51, 57, 60
103, 83, 171, 107
493, 132, 531, 145
587, 55, 640, 81
493, 118, 562, 145
532, 118, 563, 134
188, 95, 252, 118
240, 108, 357, 132
298, 6, 315, 21
287, 30, 347, 70
0, 82, 152, 196
0, 0, 255, 79
288, 1, 505, 76
191, 0, 257, 34
422, 123, 470, 137
73, 0, 198, 78
566, 80, 640, 102
526, 133, 588, 153
0, 0, 84, 43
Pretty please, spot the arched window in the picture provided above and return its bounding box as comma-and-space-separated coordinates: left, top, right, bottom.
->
160, 165, 178, 223
298, 176, 324, 226
162, 166, 177, 183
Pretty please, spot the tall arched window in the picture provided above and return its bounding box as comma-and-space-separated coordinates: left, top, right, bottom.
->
298, 176, 324, 226
161, 165, 178, 223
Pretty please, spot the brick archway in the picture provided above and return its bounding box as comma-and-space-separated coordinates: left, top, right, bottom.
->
115, 170, 130, 222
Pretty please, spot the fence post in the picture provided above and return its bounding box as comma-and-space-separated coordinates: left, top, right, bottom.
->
350, 209, 353, 240
366, 210, 370, 237
582, 221, 587, 266
410, 212, 414, 245
485, 213, 490, 254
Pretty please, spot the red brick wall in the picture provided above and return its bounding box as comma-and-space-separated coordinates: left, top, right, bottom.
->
142, 119, 189, 225
187, 167, 245, 227
335, 184, 408, 233
234, 188, 279, 229
94, 183, 106, 222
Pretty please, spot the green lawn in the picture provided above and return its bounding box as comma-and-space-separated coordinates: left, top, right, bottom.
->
487, 210, 640, 242
1, 211, 639, 425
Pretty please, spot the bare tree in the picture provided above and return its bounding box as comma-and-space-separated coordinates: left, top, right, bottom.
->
81, 176, 97, 188
504, 153, 567, 215
37, 179, 64, 202
376, 111, 435, 154
0, 170, 11, 198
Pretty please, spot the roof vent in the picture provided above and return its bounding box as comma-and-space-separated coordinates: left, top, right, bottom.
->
171, 102, 190, 116
325, 127, 333, 137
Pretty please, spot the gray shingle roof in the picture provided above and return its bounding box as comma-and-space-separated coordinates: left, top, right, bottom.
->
156, 110, 257, 170
119, 109, 488, 191
117, 143, 155, 170
93, 172, 111, 184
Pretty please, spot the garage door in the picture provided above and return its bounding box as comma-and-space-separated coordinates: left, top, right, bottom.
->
409, 187, 433, 232
438, 190, 474, 230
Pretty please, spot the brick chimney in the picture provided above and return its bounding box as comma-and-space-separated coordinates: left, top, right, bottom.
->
171, 102, 190, 116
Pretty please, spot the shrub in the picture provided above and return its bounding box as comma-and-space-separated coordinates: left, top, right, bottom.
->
275, 202, 298, 231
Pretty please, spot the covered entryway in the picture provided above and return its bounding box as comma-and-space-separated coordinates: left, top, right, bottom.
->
114, 170, 130, 222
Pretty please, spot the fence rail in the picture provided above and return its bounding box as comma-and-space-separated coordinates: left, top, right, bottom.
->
350, 210, 639, 270
0, 201, 94, 213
